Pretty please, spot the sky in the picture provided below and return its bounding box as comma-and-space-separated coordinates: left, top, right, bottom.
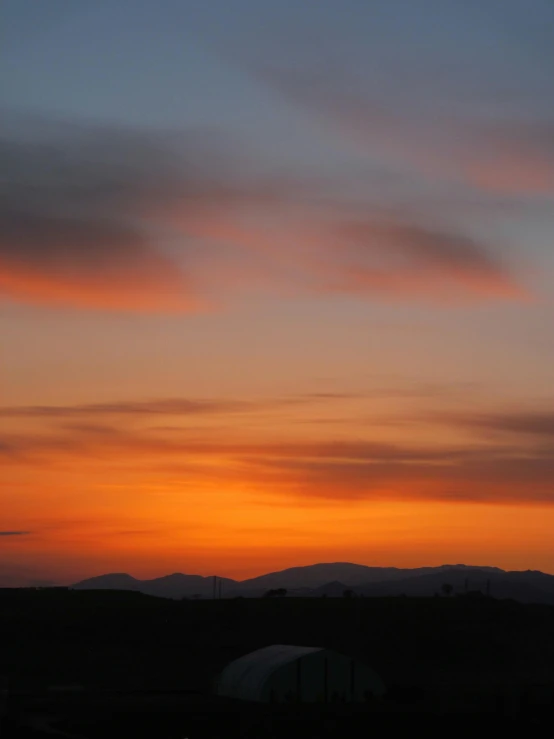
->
1, 0, 554, 585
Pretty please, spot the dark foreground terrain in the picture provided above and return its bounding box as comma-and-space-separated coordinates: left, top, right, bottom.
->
1, 589, 553, 736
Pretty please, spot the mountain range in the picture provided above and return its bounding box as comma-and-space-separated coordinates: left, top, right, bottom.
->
71, 562, 554, 605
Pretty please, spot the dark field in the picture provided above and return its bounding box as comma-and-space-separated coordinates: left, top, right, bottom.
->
1, 589, 554, 736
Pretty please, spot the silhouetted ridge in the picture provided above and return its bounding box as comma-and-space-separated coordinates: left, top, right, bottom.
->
70, 562, 554, 605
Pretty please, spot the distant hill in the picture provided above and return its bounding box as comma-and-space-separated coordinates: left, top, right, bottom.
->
237, 562, 381, 590
141, 573, 237, 599
355, 568, 554, 605
72, 573, 142, 591
70, 562, 554, 605
310, 581, 351, 597
73, 572, 237, 599
237, 562, 503, 591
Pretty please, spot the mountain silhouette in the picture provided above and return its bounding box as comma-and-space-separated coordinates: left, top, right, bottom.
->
311, 580, 351, 597
239, 562, 386, 589
72, 572, 236, 599
71, 561, 554, 604
238, 562, 504, 590
72, 573, 141, 590
355, 568, 554, 603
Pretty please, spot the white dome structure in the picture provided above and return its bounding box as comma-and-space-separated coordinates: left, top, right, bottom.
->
215, 645, 385, 703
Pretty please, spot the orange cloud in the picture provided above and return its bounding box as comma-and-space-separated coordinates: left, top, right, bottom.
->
0, 253, 198, 313
175, 207, 527, 304
2, 421, 552, 506
315, 216, 526, 302
3, 401, 554, 584
3, 423, 554, 584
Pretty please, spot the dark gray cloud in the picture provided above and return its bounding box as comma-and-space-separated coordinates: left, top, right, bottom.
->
0, 118, 188, 308
0, 531, 31, 536
0, 113, 253, 218
0, 114, 295, 310
0, 111, 529, 310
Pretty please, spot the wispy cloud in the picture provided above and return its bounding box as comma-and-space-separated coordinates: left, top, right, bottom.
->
248, 62, 554, 196
0, 384, 476, 421
0, 118, 201, 311
0, 531, 31, 536
0, 392, 362, 420
436, 410, 554, 439
0, 398, 257, 419
0, 114, 293, 312
244, 453, 554, 505
1, 421, 552, 505
314, 214, 524, 302
0, 113, 530, 312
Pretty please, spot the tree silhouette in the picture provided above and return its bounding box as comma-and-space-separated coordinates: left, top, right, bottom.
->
441, 583, 453, 597
343, 589, 354, 598
263, 588, 287, 598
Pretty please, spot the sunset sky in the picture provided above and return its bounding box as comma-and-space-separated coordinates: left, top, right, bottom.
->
2, 0, 554, 586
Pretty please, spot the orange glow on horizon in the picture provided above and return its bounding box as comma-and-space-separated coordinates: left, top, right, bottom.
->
3, 421, 554, 584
